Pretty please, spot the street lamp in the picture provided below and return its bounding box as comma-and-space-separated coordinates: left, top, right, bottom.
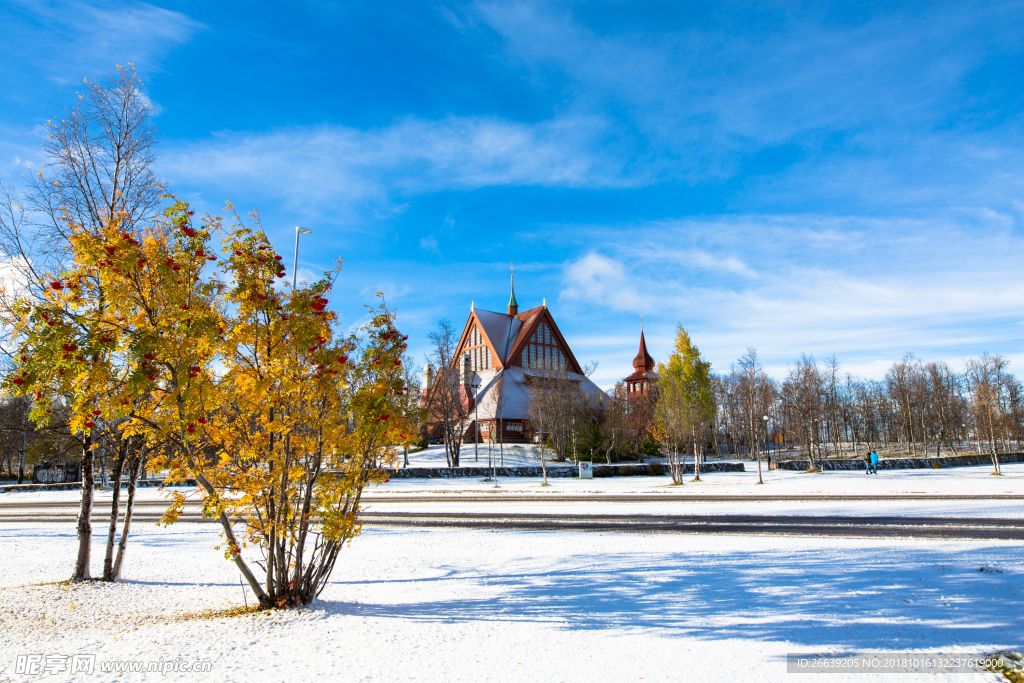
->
471, 381, 481, 463
292, 226, 312, 289
763, 415, 770, 471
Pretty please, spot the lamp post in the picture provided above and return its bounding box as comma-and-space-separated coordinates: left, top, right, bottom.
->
763, 414, 770, 475
812, 418, 820, 469
471, 381, 481, 463
292, 226, 312, 289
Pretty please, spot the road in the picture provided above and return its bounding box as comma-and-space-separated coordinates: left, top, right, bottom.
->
2, 496, 1022, 539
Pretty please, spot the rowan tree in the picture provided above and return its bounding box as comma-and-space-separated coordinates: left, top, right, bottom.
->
145, 208, 412, 607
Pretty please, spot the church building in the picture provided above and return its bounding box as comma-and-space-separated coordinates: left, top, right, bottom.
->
422, 277, 607, 444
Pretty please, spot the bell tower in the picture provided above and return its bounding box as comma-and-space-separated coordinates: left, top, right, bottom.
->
625, 318, 656, 396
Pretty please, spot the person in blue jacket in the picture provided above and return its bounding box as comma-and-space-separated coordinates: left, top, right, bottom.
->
868, 450, 879, 475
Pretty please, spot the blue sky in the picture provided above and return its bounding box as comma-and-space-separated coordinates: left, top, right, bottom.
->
1, 0, 1022, 388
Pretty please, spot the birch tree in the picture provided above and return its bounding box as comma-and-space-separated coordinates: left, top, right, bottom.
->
0, 64, 161, 582
656, 325, 714, 482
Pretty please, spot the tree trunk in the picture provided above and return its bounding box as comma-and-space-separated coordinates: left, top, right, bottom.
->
102, 438, 128, 581
755, 427, 763, 485
670, 444, 682, 484
111, 447, 145, 581
183, 439, 269, 605
691, 427, 701, 481
17, 428, 26, 484
73, 434, 95, 581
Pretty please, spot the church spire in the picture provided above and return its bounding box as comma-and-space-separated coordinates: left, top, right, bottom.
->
633, 323, 654, 371
507, 261, 519, 315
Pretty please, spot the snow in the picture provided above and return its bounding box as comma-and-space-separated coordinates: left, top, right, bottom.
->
1, 464, 1021, 682
1, 523, 1021, 682
4, 457, 1021, 504
406, 442, 550, 467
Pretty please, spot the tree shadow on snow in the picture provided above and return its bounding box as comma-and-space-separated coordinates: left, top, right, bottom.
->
318, 543, 1023, 650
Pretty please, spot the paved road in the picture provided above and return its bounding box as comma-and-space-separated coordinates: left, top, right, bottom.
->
2, 499, 1022, 539
3, 493, 1023, 507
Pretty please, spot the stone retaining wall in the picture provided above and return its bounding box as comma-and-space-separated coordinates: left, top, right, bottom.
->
774, 452, 1024, 471
0, 479, 185, 493
387, 462, 744, 478
2, 462, 753, 489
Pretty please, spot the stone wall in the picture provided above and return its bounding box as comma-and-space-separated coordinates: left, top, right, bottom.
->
387, 462, 744, 478
774, 452, 1024, 471
0, 479, 185, 493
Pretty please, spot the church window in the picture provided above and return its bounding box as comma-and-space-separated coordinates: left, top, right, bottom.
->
465, 325, 490, 371
523, 320, 572, 372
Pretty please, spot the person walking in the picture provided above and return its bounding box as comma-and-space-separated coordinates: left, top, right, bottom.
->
868, 450, 879, 475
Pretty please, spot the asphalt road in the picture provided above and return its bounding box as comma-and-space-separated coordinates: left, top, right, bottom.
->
2, 493, 1023, 506
2, 498, 1022, 540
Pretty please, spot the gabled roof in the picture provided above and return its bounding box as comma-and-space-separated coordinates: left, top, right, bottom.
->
471, 308, 522, 365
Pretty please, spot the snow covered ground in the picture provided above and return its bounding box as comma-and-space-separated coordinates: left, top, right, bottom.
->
1, 465, 1022, 682
407, 442, 549, 467
1, 523, 1021, 682
2, 464, 1022, 521
4, 457, 1021, 504
380, 459, 1024, 493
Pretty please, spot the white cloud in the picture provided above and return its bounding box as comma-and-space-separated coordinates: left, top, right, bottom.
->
420, 235, 439, 254
4, 0, 203, 85
553, 213, 1024, 380
470, 0, 1024, 209
561, 253, 644, 313
160, 113, 632, 216
0, 256, 31, 300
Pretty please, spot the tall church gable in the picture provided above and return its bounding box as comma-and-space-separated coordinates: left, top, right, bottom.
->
453, 305, 584, 375
456, 316, 498, 372
510, 308, 583, 374
455, 308, 525, 370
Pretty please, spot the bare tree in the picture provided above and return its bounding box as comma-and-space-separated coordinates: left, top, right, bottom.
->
737, 349, 774, 484
425, 319, 463, 467
600, 382, 630, 463
966, 354, 1004, 475
781, 355, 824, 471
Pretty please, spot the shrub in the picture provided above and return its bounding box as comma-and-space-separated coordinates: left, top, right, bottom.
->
646, 462, 666, 476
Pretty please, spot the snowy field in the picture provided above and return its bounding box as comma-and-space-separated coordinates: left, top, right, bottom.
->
1, 465, 1022, 682
4, 460, 1022, 504
1, 523, 1021, 682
